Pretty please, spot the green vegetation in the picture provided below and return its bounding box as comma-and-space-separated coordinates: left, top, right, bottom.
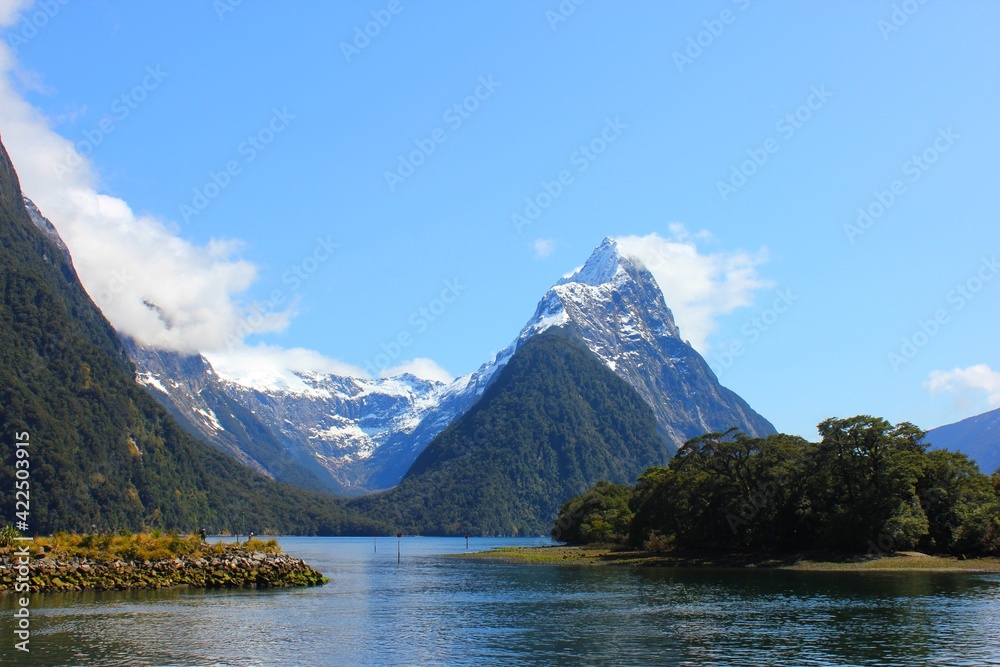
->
0, 532, 327, 592
555, 417, 1000, 557
462, 544, 1000, 572
6, 135, 995, 548
0, 138, 386, 536
3, 530, 280, 561
351, 332, 672, 535
550, 481, 633, 545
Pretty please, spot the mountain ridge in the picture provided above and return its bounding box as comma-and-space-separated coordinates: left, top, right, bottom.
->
350, 330, 673, 535
525, 237, 775, 445
0, 134, 380, 535
122, 235, 776, 494
927, 407, 1000, 475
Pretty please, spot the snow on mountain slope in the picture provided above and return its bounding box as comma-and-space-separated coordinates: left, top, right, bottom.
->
127, 236, 775, 495
23, 196, 73, 265
495, 237, 775, 445
128, 337, 485, 494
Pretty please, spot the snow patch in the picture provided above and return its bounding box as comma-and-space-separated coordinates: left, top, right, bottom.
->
193, 407, 224, 433
209, 361, 333, 398
136, 372, 168, 394
559, 237, 626, 286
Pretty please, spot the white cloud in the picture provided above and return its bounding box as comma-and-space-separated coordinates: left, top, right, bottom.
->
380, 358, 454, 384
616, 227, 772, 352
205, 347, 454, 389
925, 364, 1000, 409
0, 6, 463, 386
205, 344, 370, 393
0, 36, 295, 354
0, 8, 457, 385
532, 238, 555, 259
0, 0, 32, 27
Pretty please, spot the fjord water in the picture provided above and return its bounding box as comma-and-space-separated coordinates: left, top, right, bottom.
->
4, 538, 1000, 667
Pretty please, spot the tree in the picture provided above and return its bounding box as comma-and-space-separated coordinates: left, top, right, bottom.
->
812, 416, 928, 551
918, 450, 999, 554
582, 416, 1000, 557
552, 481, 634, 545
627, 430, 817, 551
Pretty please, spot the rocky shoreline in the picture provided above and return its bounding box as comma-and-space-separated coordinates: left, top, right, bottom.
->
0, 546, 328, 594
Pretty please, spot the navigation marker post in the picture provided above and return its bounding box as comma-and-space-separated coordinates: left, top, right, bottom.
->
397, 533, 402, 565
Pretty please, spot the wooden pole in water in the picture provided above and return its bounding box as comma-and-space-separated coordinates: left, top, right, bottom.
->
396, 533, 402, 564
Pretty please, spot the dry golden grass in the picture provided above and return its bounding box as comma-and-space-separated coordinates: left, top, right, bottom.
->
1, 532, 282, 562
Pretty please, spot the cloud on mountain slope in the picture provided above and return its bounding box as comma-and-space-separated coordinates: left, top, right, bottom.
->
617, 225, 772, 352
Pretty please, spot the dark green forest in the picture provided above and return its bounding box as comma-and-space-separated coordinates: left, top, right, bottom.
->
4, 130, 997, 546
350, 331, 673, 535
554, 417, 1000, 556
0, 137, 385, 536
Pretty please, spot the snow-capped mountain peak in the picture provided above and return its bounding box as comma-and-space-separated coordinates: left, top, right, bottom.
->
125, 236, 775, 495
520, 236, 680, 344
558, 237, 633, 287
507, 237, 773, 445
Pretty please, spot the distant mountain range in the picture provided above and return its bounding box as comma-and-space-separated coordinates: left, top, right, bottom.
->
350, 330, 672, 535
927, 408, 1000, 475
3, 128, 780, 535
10, 119, 997, 536
126, 237, 776, 497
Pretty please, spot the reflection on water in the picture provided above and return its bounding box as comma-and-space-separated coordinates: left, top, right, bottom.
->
1, 537, 999, 666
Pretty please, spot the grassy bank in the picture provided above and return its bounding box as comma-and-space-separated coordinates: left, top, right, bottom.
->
460, 545, 1000, 572
0, 532, 328, 593
5, 531, 281, 561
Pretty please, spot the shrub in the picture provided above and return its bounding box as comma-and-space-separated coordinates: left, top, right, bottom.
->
643, 530, 673, 554
0, 525, 20, 547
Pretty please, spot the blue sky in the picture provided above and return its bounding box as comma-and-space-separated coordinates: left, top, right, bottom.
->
1, 0, 998, 440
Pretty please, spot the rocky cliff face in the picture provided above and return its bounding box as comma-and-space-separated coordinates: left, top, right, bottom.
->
520, 237, 776, 444
126, 340, 486, 494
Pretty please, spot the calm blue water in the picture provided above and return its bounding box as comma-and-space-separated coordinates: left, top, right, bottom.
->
2, 536, 1000, 666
